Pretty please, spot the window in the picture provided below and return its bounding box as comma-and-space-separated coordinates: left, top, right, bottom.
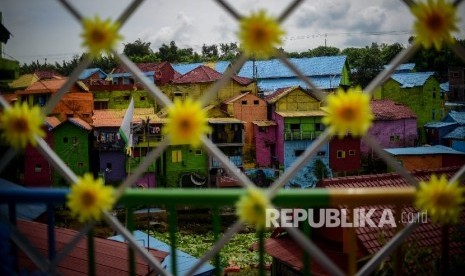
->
253, 100, 259, 105
172, 150, 182, 163
106, 163, 112, 170
63, 137, 68, 143
315, 123, 324, 131
195, 149, 202, 155
77, 162, 84, 167
37, 95, 46, 107
390, 135, 400, 142
123, 77, 130, 85
317, 151, 326, 156
241, 100, 247, 105
432, 92, 436, 99
123, 95, 130, 101
258, 127, 266, 133
452, 71, 460, 78
72, 137, 78, 145
432, 109, 436, 120
295, 149, 304, 157
35, 164, 42, 173
290, 124, 300, 131
337, 150, 346, 159
348, 150, 356, 156
140, 96, 146, 101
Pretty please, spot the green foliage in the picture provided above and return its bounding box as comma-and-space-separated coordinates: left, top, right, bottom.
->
123, 38, 154, 58
150, 231, 272, 269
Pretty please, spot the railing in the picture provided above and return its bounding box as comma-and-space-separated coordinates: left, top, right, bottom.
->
284, 130, 323, 141
211, 155, 243, 168
1, 187, 421, 276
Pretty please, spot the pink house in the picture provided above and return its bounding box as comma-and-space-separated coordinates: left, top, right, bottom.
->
362, 100, 417, 156
252, 121, 277, 167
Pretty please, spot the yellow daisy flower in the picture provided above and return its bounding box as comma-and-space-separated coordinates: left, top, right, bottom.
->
238, 10, 285, 59
67, 173, 115, 223
0, 102, 45, 149
162, 98, 211, 148
81, 16, 122, 56
411, 0, 459, 50
321, 87, 374, 138
415, 174, 465, 224
236, 188, 271, 229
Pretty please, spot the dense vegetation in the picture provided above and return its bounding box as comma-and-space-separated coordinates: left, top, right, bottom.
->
20, 37, 465, 88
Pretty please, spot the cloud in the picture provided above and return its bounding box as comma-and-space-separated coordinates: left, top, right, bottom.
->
294, 1, 351, 29
350, 6, 387, 32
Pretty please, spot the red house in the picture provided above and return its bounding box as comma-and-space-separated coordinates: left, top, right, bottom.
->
23, 117, 61, 187
329, 135, 361, 176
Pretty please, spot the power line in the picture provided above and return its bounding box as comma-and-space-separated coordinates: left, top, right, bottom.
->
282, 30, 412, 41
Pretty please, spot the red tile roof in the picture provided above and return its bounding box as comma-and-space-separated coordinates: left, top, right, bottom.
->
92, 108, 161, 127
18, 79, 89, 95
16, 220, 168, 275
173, 65, 223, 84
319, 167, 465, 269
45, 116, 61, 129
34, 70, 63, 80
370, 99, 416, 120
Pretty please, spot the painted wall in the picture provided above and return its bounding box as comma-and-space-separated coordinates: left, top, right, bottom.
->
395, 155, 442, 171
52, 122, 91, 186
361, 118, 417, 155
274, 89, 319, 112
23, 128, 53, 187
375, 77, 443, 142
329, 136, 361, 173
93, 90, 156, 109
99, 151, 126, 183
253, 124, 277, 167
425, 124, 458, 145
165, 145, 208, 188
230, 94, 267, 145
450, 140, 465, 152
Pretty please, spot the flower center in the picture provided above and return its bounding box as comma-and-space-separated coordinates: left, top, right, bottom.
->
91, 29, 106, 44
179, 117, 192, 135
339, 106, 357, 121
425, 12, 444, 33
81, 190, 97, 208
253, 26, 268, 43
12, 117, 29, 133
434, 192, 454, 208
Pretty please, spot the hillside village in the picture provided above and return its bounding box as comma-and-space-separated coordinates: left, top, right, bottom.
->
1, 56, 465, 189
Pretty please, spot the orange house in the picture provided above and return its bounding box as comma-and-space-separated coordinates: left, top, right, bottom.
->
16, 78, 94, 123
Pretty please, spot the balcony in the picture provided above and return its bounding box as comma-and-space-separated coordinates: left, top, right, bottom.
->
284, 130, 323, 141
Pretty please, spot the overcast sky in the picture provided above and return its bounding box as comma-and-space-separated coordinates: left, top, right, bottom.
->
2, 0, 465, 64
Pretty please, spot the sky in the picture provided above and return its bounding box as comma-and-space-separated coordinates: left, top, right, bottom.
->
2, 0, 465, 65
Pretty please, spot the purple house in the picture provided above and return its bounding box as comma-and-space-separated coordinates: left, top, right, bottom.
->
362, 100, 417, 156
252, 120, 277, 167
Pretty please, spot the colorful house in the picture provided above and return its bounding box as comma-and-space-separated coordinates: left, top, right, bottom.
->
237, 56, 351, 94
111, 61, 177, 86
384, 145, 465, 171
164, 65, 255, 109
23, 117, 61, 187
329, 135, 361, 176
424, 121, 458, 145
78, 68, 108, 84
373, 72, 443, 142
361, 100, 417, 156
52, 118, 93, 186
443, 126, 465, 152
16, 78, 94, 123
447, 66, 465, 103
221, 92, 268, 165
252, 120, 277, 168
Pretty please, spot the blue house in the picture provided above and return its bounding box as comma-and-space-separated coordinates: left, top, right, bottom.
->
236, 56, 350, 94
78, 68, 108, 83
424, 121, 458, 145
444, 126, 465, 152
109, 230, 215, 276
443, 111, 465, 125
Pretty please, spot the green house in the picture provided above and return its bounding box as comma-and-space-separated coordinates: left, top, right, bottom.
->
164, 145, 209, 188
93, 89, 156, 110
374, 72, 443, 142
52, 118, 93, 186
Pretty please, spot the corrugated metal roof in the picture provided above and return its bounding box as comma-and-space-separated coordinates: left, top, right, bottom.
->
446, 111, 465, 125
440, 82, 449, 92
79, 68, 107, 80
252, 120, 276, 126
208, 117, 243, 124
424, 121, 458, 128
383, 63, 415, 72
275, 110, 325, 117
257, 75, 341, 91
110, 230, 214, 276
390, 72, 435, 88
68, 117, 93, 131
172, 63, 203, 75
385, 145, 465, 155
444, 126, 465, 139
8, 74, 39, 89
238, 56, 347, 79
214, 61, 231, 73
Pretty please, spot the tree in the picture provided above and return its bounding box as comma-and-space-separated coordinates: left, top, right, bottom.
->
380, 42, 404, 65
123, 39, 153, 58
201, 44, 219, 61
219, 43, 240, 60
158, 41, 180, 62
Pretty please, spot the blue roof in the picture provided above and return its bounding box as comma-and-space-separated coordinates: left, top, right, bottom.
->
257, 75, 341, 92
385, 145, 465, 155
79, 68, 107, 80
445, 111, 465, 125
384, 63, 415, 73
440, 82, 449, 92
109, 230, 214, 276
110, 71, 155, 78
214, 61, 231, 73
237, 56, 347, 79
172, 63, 204, 75
444, 126, 465, 139
0, 179, 46, 220
390, 72, 435, 88
424, 121, 458, 128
